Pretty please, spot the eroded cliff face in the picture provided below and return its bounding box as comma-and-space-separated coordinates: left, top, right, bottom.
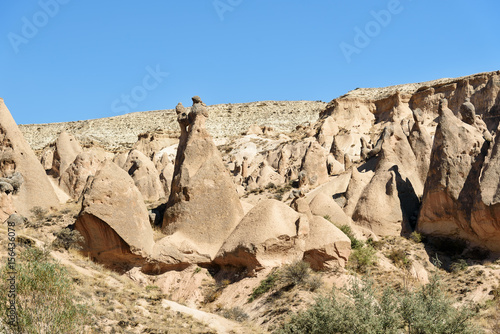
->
308, 71, 500, 247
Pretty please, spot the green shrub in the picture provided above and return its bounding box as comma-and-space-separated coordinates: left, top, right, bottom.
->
29, 206, 48, 222
339, 225, 364, 250
305, 274, 323, 292
248, 270, 279, 302
388, 249, 412, 269
204, 279, 230, 304
450, 259, 468, 273
275, 274, 481, 334
52, 228, 85, 251
221, 307, 249, 322
409, 231, 423, 243
279, 260, 311, 287
349, 246, 377, 273
0, 247, 88, 334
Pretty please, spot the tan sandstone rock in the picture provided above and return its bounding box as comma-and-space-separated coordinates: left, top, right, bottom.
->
162, 97, 244, 259
0, 99, 59, 216
417, 99, 485, 242
51, 131, 83, 178
59, 150, 107, 199
213, 199, 304, 272
123, 149, 165, 202
75, 160, 154, 272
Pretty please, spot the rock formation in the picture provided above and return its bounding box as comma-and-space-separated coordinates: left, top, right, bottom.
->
300, 141, 329, 188
51, 131, 83, 178
59, 150, 107, 199
214, 199, 303, 272
122, 149, 165, 202
75, 160, 154, 272
417, 98, 500, 251
0, 98, 59, 216
214, 197, 351, 273
162, 96, 244, 259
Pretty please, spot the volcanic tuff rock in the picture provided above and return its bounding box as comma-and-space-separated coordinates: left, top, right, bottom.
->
0, 98, 59, 216
417, 98, 500, 250
214, 199, 304, 272
59, 149, 108, 200
122, 149, 165, 202
161, 97, 244, 260
50, 131, 83, 178
75, 160, 154, 272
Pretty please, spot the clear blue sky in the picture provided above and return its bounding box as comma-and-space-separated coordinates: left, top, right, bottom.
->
0, 1, 498, 124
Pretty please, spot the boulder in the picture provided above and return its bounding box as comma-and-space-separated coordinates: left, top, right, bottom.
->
256, 161, 285, 188
309, 192, 351, 227
75, 161, 155, 272
213, 199, 304, 272
0, 98, 59, 216
303, 216, 351, 270
162, 97, 244, 259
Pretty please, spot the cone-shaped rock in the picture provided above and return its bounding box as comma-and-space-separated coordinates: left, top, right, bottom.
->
417, 99, 485, 241
75, 160, 154, 272
51, 131, 82, 178
162, 97, 244, 258
0, 98, 59, 216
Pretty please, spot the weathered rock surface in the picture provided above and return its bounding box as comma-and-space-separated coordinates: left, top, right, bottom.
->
122, 149, 165, 202
417, 98, 500, 251
51, 131, 82, 178
75, 160, 154, 272
132, 130, 178, 160
0, 98, 59, 216
162, 97, 244, 259
59, 150, 107, 199
303, 216, 351, 270
213, 199, 304, 272
214, 198, 351, 272
300, 141, 329, 188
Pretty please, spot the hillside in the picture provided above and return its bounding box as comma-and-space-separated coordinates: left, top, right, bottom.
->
1, 71, 500, 333
19, 100, 325, 151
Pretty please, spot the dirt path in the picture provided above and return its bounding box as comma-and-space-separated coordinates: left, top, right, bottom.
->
161, 300, 259, 334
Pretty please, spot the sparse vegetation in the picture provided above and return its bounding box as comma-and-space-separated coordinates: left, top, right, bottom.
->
220, 306, 249, 322
349, 245, 377, 273
409, 231, 423, 243
204, 279, 231, 304
279, 260, 311, 287
52, 228, 85, 251
276, 273, 481, 334
339, 225, 364, 250
388, 248, 412, 269
248, 270, 279, 302
450, 259, 468, 274
0, 247, 89, 334
248, 261, 323, 303
29, 206, 48, 222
